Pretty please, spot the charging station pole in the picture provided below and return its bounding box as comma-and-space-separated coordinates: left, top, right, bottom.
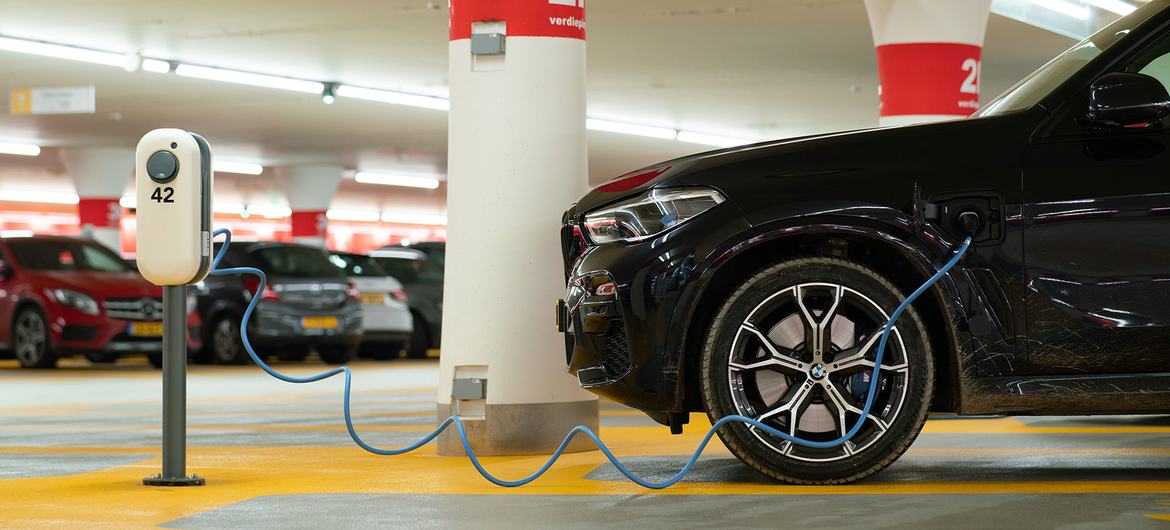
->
136, 129, 213, 487
143, 285, 204, 486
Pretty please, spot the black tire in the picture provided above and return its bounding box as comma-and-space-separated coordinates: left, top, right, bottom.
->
701, 258, 934, 485
86, 352, 119, 364
406, 318, 430, 359
317, 344, 356, 365
13, 307, 56, 369
147, 353, 164, 369
207, 313, 248, 365
277, 345, 310, 362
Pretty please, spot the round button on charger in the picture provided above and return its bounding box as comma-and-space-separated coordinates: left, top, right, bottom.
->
147, 150, 179, 183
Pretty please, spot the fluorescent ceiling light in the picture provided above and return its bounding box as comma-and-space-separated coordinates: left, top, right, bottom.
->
214, 202, 246, 215
0, 230, 34, 238
119, 196, 136, 209
336, 85, 450, 111
1, 190, 79, 204
354, 171, 441, 190
0, 36, 125, 67
1030, 0, 1091, 19
327, 209, 381, 222
676, 131, 755, 148
213, 160, 264, 175
1083, 0, 1136, 16
381, 212, 448, 225
0, 142, 41, 156
586, 119, 678, 140
175, 64, 324, 94
141, 58, 171, 73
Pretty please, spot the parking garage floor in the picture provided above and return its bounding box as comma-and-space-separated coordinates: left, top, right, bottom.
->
0, 357, 1168, 529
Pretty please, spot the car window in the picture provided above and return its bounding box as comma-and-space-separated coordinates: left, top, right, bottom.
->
976, 2, 1162, 117
329, 253, 389, 278
8, 239, 132, 272
249, 246, 342, 278
1123, 32, 1170, 95
372, 257, 420, 284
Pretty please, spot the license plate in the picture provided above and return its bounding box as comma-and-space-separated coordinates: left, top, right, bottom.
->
302, 316, 339, 330
128, 321, 164, 337
360, 293, 386, 305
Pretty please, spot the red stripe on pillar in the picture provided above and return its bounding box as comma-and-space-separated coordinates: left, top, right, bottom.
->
450, 0, 586, 41
876, 42, 982, 118
77, 198, 122, 228
291, 210, 328, 238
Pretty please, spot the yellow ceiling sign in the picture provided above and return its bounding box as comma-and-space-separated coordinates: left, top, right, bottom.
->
10, 89, 31, 115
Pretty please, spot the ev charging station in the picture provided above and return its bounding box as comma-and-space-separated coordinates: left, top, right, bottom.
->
134, 128, 213, 487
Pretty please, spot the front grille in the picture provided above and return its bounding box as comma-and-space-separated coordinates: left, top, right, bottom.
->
104, 297, 164, 321
601, 323, 631, 378
61, 325, 97, 341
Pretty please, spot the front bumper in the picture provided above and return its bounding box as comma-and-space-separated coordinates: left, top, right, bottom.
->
559, 200, 752, 413
52, 308, 203, 355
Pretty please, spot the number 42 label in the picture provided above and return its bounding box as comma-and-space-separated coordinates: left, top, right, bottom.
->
151, 186, 175, 203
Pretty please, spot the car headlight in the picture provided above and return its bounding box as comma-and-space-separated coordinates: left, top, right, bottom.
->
51, 288, 100, 315
583, 187, 725, 244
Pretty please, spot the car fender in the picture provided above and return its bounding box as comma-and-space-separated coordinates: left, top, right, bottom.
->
664, 206, 974, 412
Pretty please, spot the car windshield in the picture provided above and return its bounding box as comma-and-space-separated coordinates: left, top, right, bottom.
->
329, 253, 389, 278
975, 2, 1164, 117
7, 239, 132, 272
249, 246, 342, 278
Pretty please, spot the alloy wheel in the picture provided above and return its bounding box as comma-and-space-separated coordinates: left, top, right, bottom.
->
14, 311, 48, 366
213, 318, 242, 363
726, 282, 909, 463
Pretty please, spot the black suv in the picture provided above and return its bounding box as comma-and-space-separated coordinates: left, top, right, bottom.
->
370, 243, 444, 358
195, 241, 362, 364
559, 2, 1170, 484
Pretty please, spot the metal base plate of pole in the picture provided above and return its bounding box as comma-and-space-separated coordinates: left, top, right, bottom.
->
143, 285, 205, 487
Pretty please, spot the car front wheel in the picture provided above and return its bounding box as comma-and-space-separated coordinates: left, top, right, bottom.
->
208, 314, 248, 365
701, 258, 933, 485
14, 308, 56, 369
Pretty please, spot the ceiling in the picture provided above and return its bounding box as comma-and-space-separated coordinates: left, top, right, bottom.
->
0, 0, 1078, 212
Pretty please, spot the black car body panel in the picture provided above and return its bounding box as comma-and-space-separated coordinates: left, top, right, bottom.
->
562, 1, 1170, 428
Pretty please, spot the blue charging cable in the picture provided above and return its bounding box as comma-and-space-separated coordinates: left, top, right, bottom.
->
211, 227, 971, 488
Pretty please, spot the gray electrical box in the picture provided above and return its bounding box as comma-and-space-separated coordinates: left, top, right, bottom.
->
452, 377, 488, 400
471, 33, 506, 56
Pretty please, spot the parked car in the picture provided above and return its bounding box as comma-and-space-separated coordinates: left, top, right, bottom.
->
370, 243, 444, 358
557, 2, 1170, 485
194, 241, 362, 365
329, 251, 413, 360
0, 235, 201, 369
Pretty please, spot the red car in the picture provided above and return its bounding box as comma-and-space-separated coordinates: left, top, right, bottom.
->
0, 235, 201, 369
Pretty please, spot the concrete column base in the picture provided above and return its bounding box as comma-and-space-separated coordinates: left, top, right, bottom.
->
436, 400, 599, 456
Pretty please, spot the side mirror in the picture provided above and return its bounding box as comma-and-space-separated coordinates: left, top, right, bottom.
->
0, 259, 12, 281
1086, 72, 1170, 128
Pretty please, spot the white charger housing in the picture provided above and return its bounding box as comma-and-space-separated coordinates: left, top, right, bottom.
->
135, 129, 214, 286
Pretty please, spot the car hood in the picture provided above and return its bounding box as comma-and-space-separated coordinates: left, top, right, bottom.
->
568, 113, 1032, 217
29, 270, 160, 299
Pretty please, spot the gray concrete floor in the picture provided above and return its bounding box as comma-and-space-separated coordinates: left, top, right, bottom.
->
0, 357, 1168, 528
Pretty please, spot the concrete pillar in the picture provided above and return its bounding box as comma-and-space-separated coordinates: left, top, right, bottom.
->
60, 147, 133, 252
865, 0, 992, 126
283, 165, 342, 247
440, 0, 598, 455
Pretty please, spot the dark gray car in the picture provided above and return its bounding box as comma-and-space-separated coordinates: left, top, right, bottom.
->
194, 241, 362, 364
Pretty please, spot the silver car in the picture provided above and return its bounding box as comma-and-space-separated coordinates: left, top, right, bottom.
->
329, 252, 413, 360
